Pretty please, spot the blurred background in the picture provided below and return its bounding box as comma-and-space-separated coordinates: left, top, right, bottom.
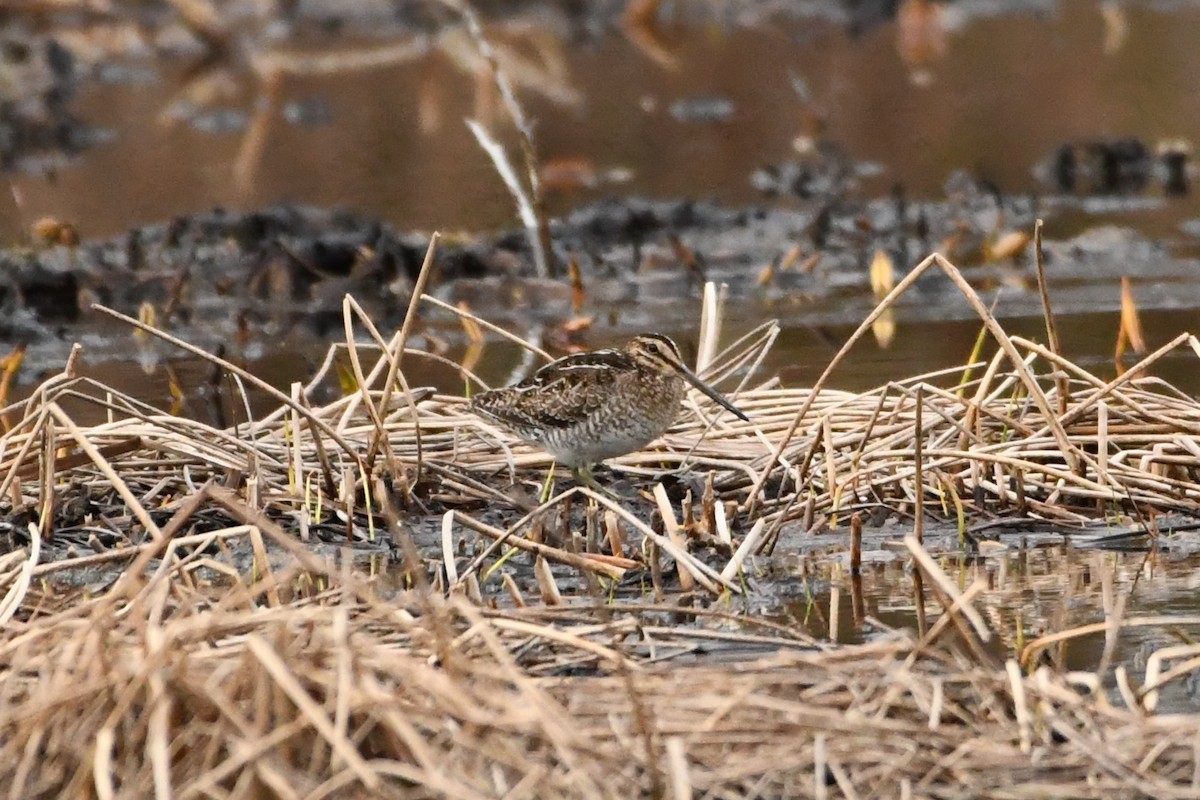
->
2, 0, 1199, 404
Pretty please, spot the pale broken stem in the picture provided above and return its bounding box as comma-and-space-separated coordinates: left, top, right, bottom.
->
441, 511, 460, 586
696, 281, 721, 373
652, 483, 694, 593
1006, 660, 1033, 754
720, 518, 766, 583
665, 737, 692, 800
466, 119, 547, 278
93, 727, 116, 800
533, 556, 562, 605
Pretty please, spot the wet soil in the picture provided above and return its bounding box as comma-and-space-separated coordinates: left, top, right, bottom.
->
15, 477, 1200, 708
4, 189, 1199, 413
1, 187, 1042, 368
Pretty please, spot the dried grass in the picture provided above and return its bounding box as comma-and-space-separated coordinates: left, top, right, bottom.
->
3, 553, 1200, 797
1, 251, 1199, 796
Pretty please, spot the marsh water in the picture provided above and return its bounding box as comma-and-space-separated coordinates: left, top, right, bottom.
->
6, 1, 1200, 387
7, 0, 1200, 694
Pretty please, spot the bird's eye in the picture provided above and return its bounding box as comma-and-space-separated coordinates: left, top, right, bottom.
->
647, 342, 659, 353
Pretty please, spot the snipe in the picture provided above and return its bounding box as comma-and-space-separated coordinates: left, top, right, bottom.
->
469, 333, 748, 488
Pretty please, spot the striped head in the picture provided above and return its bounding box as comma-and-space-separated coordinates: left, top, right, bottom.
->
623, 333, 686, 375
624, 333, 749, 422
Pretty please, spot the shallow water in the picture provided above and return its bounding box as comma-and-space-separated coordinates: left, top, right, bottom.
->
768, 541, 1200, 711
9, 1, 1200, 242
360, 516, 1200, 711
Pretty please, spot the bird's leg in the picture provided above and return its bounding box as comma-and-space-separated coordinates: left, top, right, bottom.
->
570, 462, 602, 490
538, 463, 558, 504
571, 462, 619, 499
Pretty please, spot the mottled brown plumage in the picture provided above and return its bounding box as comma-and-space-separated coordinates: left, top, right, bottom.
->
469, 334, 748, 487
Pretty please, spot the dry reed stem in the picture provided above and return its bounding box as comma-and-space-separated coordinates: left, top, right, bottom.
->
360, 235, 439, 472
746, 252, 1090, 513
0, 253, 1197, 793
7, 551, 1199, 799
90, 307, 358, 457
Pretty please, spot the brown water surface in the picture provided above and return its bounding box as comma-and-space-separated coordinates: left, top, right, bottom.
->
8, 1, 1199, 243
773, 541, 1200, 711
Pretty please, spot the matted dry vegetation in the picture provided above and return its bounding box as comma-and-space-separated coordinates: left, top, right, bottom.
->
2, 250, 1200, 797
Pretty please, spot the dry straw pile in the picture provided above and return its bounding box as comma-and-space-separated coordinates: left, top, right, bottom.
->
1, 251, 1200, 797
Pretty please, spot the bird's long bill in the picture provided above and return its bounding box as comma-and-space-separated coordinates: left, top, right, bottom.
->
678, 365, 750, 422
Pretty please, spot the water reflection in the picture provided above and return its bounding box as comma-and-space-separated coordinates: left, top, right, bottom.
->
770, 542, 1200, 710
9, 2, 1198, 242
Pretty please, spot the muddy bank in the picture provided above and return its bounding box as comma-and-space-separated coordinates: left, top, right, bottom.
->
7, 182, 1200, 382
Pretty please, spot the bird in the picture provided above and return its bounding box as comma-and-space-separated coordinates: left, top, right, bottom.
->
469, 333, 749, 489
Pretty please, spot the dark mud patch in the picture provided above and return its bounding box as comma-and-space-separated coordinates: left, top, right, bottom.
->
5, 183, 1198, 386
0, 29, 89, 173
0, 180, 1041, 375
